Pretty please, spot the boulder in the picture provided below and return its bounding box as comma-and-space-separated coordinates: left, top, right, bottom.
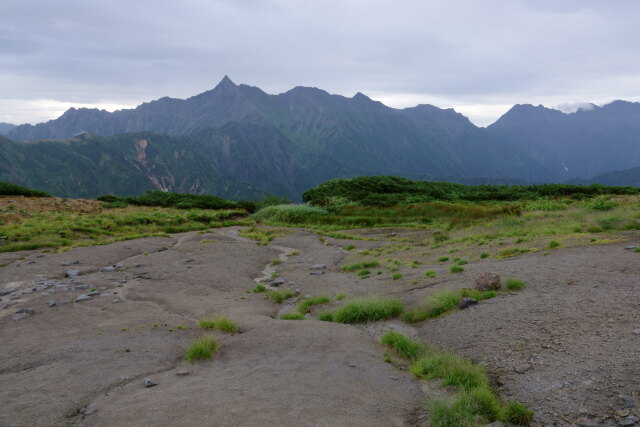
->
475, 273, 501, 291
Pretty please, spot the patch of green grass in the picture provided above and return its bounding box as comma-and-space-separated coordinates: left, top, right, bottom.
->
239, 226, 287, 246
505, 401, 534, 425
635, 247, 640, 252
333, 298, 404, 323
268, 289, 295, 304
380, 331, 424, 360
357, 269, 371, 278
429, 399, 476, 427
335, 293, 347, 301
252, 204, 328, 223
271, 258, 282, 266
176, 325, 186, 330
342, 261, 380, 272
297, 296, 330, 313
437, 256, 450, 262
547, 240, 560, 249
410, 351, 488, 390
424, 270, 437, 278
345, 245, 355, 251
198, 316, 238, 333
391, 273, 403, 280
290, 250, 300, 256
460, 288, 496, 300
456, 259, 468, 265
185, 335, 218, 362
316, 311, 334, 321
497, 247, 529, 258
505, 278, 526, 291
450, 265, 464, 273
480, 252, 489, 259
251, 283, 266, 293
280, 312, 305, 320
457, 387, 505, 422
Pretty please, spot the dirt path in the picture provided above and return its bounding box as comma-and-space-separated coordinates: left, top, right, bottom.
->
0, 227, 638, 426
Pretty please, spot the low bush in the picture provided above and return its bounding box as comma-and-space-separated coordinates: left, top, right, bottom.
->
252, 204, 328, 223
185, 335, 218, 362
297, 296, 330, 313
380, 331, 424, 360
317, 311, 334, 321
333, 298, 404, 323
505, 278, 526, 291
342, 261, 380, 272
198, 316, 238, 333
424, 270, 437, 278
450, 265, 464, 273
0, 181, 50, 197
268, 290, 295, 304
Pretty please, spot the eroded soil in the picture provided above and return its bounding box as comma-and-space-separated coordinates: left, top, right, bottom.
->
1, 227, 639, 426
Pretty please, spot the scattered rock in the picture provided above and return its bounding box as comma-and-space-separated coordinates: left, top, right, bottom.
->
87, 291, 99, 296
624, 245, 636, 250
66, 269, 80, 278
633, 329, 640, 336
567, 279, 578, 286
12, 309, 34, 321
272, 278, 285, 287
347, 363, 356, 368
60, 261, 78, 266
310, 271, 325, 275
0, 289, 13, 297
619, 396, 636, 408
101, 266, 117, 273
176, 370, 190, 376
79, 404, 97, 417
46, 300, 57, 307
619, 416, 638, 426
112, 299, 124, 304
185, 258, 195, 263
75, 294, 92, 302
310, 264, 327, 270
459, 297, 478, 309
514, 363, 531, 373
143, 378, 157, 388
475, 273, 501, 291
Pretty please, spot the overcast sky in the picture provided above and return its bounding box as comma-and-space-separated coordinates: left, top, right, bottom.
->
1, 0, 640, 126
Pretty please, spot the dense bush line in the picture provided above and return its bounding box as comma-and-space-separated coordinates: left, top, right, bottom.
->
97, 190, 251, 211
0, 182, 50, 197
302, 176, 640, 206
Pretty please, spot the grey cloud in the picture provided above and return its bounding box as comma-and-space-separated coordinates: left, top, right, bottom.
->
1, 0, 639, 125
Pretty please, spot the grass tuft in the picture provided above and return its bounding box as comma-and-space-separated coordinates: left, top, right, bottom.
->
297, 296, 330, 313
342, 261, 380, 272
268, 290, 295, 304
391, 272, 403, 280
424, 270, 437, 278
198, 316, 238, 333
280, 312, 305, 320
333, 298, 404, 323
505, 278, 526, 291
450, 265, 464, 273
505, 401, 534, 425
251, 283, 266, 293
185, 335, 218, 362
316, 311, 334, 321
380, 331, 424, 360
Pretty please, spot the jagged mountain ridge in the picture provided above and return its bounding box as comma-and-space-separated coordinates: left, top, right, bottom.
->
2, 76, 640, 199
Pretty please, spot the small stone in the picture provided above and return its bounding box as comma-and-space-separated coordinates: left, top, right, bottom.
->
60, 261, 78, 266
459, 297, 478, 309
112, 299, 124, 304
75, 294, 92, 302
185, 258, 195, 263
80, 404, 97, 417
101, 266, 117, 273
310, 264, 327, 270
624, 245, 636, 250
514, 363, 531, 373
272, 278, 285, 287
87, 291, 99, 296
485, 422, 504, 427
12, 310, 34, 321
46, 300, 57, 307
567, 279, 578, 286
310, 271, 325, 275
143, 378, 157, 387
16, 308, 35, 315
617, 410, 631, 417
347, 363, 355, 368
619, 416, 638, 426
0, 289, 13, 297
176, 370, 190, 376
619, 396, 635, 408
66, 269, 80, 277
633, 329, 640, 336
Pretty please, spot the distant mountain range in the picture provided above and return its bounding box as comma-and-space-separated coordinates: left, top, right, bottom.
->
0, 123, 15, 135
1, 76, 639, 199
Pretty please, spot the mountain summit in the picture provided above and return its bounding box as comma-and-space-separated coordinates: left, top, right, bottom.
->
2, 79, 640, 199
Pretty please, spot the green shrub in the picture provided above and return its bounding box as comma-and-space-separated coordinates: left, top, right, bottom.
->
185, 336, 218, 362
410, 352, 488, 390
429, 399, 476, 427
391, 273, 403, 280
297, 296, 330, 313
380, 331, 424, 360
198, 316, 238, 333
480, 253, 489, 259
342, 261, 380, 272
252, 204, 328, 223
357, 269, 371, 278
505, 401, 534, 425
268, 290, 295, 304
99, 190, 238, 210
457, 387, 505, 422
0, 182, 50, 197
280, 312, 305, 320
437, 256, 450, 262
251, 284, 266, 293
635, 247, 640, 252
547, 240, 560, 249
317, 311, 334, 321
334, 298, 404, 323
505, 278, 526, 291
335, 293, 347, 301
424, 270, 437, 278
271, 258, 282, 266
588, 197, 616, 211
450, 265, 464, 273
